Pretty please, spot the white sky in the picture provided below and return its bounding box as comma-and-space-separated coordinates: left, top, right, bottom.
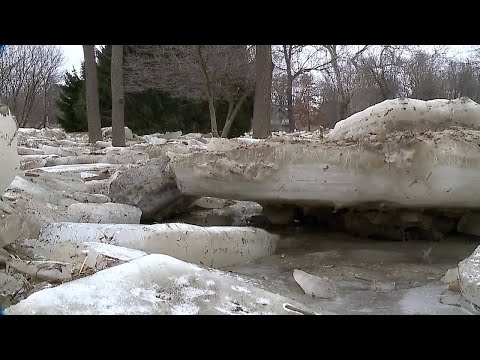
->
61, 45, 104, 73
60, 45, 477, 73
61, 45, 83, 72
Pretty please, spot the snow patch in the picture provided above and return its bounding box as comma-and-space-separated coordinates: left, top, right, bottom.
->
6, 254, 324, 315
171, 303, 200, 315
231, 285, 251, 294
174, 275, 190, 287
256, 297, 270, 305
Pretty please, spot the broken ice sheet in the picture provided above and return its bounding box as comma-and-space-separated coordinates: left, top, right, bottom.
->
458, 245, 480, 308
5, 254, 332, 315
441, 268, 460, 292
0, 270, 28, 308
5, 258, 73, 282
37, 222, 278, 268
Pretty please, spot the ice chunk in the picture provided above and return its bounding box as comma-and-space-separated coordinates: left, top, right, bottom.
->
101, 126, 134, 141
41, 145, 88, 157
0, 105, 20, 195
17, 146, 45, 155
0, 215, 25, 248
0, 270, 27, 308
84, 242, 148, 261
458, 246, 480, 308
67, 203, 142, 224
38, 222, 278, 268
192, 197, 232, 209
441, 268, 460, 292
326, 97, 480, 142
109, 156, 195, 222
5, 254, 328, 315
173, 128, 480, 210
5, 258, 73, 282
293, 269, 336, 299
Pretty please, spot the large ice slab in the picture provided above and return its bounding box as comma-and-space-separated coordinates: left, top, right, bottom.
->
109, 156, 195, 221
0, 105, 20, 195
5, 254, 328, 315
326, 97, 480, 141
1, 165, 118, 238
38, 222, 278, 268
67, 203, 142, 224
458, 245, 480, 308
173, 99, 480, 210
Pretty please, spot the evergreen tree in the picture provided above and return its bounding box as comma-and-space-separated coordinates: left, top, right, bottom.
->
56, 68, 87, 132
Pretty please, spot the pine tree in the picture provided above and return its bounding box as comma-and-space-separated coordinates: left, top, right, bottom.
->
55, 68, 87, 132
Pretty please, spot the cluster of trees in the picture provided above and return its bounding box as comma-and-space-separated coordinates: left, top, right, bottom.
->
57, 45, 254, 139
124, 45, 258, 138
74, 44, 271, 143
0, 45, 64, 128
4, 44, 480, 144
272, 45, 480, 129
125, 45, 480, 136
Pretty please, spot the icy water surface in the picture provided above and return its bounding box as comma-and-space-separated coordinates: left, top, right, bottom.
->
223, 230, 479, 315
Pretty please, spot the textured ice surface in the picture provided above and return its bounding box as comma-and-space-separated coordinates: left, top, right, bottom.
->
326, 98, 480, 141
174, 99, 480, 210
5, 254, 329, 315
0, 106, 20, 195
38, 222, 278, 268
459, 245, 480, 308
67, 203, 142, 224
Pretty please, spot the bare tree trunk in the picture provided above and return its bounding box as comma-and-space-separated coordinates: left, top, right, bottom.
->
221, 92, 248, 138
307, 98, 311, 132
207, 95, 219, 137
196, 46, 220, 137
326, 45, 350, 121
252, 45, 272, 139
111, 45, 126, 147
339, 102, 349, 121
41, 86, 48, 129
283, 45, 296, 132
83, 45, 102, 143
286, 75, 295, 132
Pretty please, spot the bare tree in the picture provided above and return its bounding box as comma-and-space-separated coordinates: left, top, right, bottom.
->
355, 45, 407, 101
111, 45, 125, 147
83, 45, 103, 143
317, 45, 372, 122
293, 73, 326, 131
0, 45, 64, 127
38, 46, 64, 128
403, 49, 446, 100
252, 45, 273, 139
323, 45, 355, 121
316, 45, 479, 125
271, 73, 288, 119
274, 45, 333, 131
124, 45, 255, 138
443, 60, 480, 101
316, 78, 341, 127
